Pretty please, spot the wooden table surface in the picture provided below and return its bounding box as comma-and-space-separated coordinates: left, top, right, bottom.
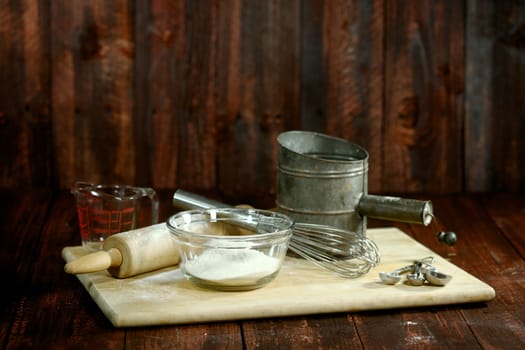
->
1, 190, 524, 349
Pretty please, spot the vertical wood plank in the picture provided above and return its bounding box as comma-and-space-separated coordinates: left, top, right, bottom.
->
465, 0, 495, 192
466, 0, 525, 192
491, 0, 525, 192
51, 0, 135, 188
138, 0, 183, 189
300, 0, 325, 132
320, 0, 385, 193
0, 0, 52, 188
216, 0, 301, 207
383, 0, 464, 193
132, 0, 153, 187
143, 0, 220, 191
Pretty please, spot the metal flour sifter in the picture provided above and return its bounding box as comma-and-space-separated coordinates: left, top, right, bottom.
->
275, 130, 456, 246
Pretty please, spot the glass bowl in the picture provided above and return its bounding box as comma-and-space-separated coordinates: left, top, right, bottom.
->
166, 208, 294, 291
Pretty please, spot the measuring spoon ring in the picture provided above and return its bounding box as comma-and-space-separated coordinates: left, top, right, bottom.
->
379, 264, 414, 285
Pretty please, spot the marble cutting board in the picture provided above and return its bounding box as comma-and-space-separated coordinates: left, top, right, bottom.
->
62, 227, 495, 327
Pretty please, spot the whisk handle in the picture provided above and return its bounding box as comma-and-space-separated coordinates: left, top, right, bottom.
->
173, 189, 232, 210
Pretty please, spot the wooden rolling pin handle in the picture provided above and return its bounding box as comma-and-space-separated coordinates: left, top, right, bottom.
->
64, 248, 123, 274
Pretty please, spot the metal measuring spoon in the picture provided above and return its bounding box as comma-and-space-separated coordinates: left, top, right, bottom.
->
424, 269, 452, 286
406, 262, 426, 286
379, 264, 414, 284
405, 256, 434, 286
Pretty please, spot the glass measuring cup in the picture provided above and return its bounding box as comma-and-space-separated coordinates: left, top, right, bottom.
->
71, 182, 159, 252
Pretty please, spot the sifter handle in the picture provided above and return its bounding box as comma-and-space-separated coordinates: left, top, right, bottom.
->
64, 248, 123, 274
357, 194, 433, 226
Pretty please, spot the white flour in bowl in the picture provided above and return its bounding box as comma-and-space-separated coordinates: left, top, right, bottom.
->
184, 248, 280, 285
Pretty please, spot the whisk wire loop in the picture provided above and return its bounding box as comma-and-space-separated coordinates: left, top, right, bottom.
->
289, 223, 380, 278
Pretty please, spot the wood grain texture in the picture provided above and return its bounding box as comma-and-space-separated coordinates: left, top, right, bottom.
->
215, 0, 300, 208
383, 0, 464, 193
0, 190, 52, 348
6, 191, 126, 349
466, 0, 525, 192
356, 309, 481, 349
487, 0, 525, 192
51, 0, 135, 187
483, 193, 525, 258
0, 0, 52, 188
0, 1, 524, 196
434, 195, 525, 349
243, 316, 362, 349
143, 0, 219, 190
127, 323, 243, 349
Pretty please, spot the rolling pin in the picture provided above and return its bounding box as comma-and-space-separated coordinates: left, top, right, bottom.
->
63, 223, 180, 278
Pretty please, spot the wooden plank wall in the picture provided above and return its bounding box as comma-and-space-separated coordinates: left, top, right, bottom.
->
0, 0, 524, 207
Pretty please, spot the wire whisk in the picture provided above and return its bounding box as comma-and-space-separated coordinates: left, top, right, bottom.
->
173, 189, 380, 278
290, 223, 380, 278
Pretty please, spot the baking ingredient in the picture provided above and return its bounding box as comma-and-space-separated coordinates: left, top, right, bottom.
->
184, 248, 280, 285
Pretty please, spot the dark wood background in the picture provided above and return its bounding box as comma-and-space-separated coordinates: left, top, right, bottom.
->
1, 0, 524, 208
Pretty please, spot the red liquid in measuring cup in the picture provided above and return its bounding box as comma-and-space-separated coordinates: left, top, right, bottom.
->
76, 198, 136, 251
